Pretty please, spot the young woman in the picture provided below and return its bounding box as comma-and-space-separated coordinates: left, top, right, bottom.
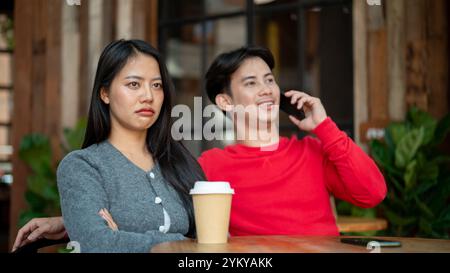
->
13, 39, 204, 253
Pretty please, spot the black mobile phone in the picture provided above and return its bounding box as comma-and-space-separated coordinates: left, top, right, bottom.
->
279, 92, 306, 120
340, 238, 402, 247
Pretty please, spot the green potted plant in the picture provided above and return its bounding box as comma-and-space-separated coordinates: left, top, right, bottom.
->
369, 107, 450, 238
18, 118, 87, 227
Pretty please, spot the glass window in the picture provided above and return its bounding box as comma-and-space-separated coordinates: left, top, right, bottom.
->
204, 17, 246, 151
0, 13, 13, 165
206, 17, 246, 67
163, 24, 203, 105
0, 54, 11, 86
161, 24, 204, 157
0, 90, 11, 123
159, 0, 354, 155
160, 0, 246, 21
205, 0, 246, 16
307, 5, 354, 137
254, 9, 300, 137
160, 0, 204, 21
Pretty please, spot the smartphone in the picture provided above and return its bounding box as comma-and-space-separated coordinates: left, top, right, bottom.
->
340, 238, 402, 247
279, 92, 306, 120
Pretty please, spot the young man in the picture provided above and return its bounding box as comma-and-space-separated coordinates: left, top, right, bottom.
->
197, 46, 386, 236
12, 46, 386, 251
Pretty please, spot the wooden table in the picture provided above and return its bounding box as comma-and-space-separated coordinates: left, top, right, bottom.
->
336, 217, 388, 233
151, 235, 450, 253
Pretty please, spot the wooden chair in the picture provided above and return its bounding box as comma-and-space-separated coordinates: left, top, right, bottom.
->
12, 238, 70, 253
330, 196, 388, 233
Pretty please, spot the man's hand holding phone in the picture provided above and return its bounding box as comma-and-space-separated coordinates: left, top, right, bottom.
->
281, 90, 327, 132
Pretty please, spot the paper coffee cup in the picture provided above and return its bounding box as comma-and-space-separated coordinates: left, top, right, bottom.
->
190, 181, 234, 244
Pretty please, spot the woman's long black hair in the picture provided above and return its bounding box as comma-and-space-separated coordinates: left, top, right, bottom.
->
82, 39, 205, 238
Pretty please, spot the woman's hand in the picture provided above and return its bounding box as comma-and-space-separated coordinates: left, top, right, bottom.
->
99, 208, 118, 231
284, 90, 327, 132
12, 217, 67, 252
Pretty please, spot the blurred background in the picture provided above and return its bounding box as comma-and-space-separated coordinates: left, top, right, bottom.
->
0, 0, 449, 252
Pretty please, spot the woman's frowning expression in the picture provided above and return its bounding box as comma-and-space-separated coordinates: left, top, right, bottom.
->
100, 53, 165, 132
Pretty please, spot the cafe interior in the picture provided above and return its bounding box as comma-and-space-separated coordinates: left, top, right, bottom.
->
0, 0, 449, 253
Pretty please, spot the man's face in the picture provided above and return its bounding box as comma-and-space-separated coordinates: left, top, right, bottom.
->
228, 57, 280, 124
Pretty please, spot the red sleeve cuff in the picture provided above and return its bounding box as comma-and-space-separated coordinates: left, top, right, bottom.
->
311, 117, 344, 146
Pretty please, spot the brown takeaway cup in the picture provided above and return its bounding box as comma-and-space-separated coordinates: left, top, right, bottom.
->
190, 181, 235, 244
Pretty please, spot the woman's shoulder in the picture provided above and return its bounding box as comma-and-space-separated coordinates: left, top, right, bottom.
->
56, 144, 108, 190
58, 143, 105, 172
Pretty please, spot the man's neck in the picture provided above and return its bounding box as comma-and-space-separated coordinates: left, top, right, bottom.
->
235, 122, 280, 148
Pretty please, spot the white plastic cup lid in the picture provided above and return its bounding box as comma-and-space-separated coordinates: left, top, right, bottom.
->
189, 181, 235, 195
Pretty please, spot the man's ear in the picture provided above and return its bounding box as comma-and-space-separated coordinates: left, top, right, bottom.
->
100, 87, 110, 104
215, 93, 233, 112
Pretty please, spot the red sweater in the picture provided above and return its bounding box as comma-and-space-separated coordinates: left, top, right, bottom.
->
197, 117, 387, 236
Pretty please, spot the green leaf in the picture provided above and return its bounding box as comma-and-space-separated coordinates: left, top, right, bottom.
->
18, 211, 47, 228
386, 174, 406, 196
19, 134, 53, 176
27, 175, 49, 197
369, 140, 391, 165
384, 209, 417, 227
383, 127, 396, 151
57, 247, 74, 253
415, 197, 435, 219
432, 207, 450, 230
42, 184, 60, 204
412, 179, 438, 197
336, 200, 352, 215
386, 123, 408, 146
417, 162, 439, 182
369, 140, 402, 176
419, 217, 433, 235
433, 207, 450, 230
24, 191, 47, 212
383, 192, 408, 213
350, 206, 376, 218
63, 117, 87, 152
395, 127, 424, 168
336, 201, 377, 218
431, 113, 450, 146
428, 184, 450, 215
408, 107, 438, 145
404, 160, 417, 190
437, 206, 450, 221
430, 156, 450, 166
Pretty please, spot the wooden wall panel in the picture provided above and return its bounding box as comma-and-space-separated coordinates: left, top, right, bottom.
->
367, 4, 389, 122
425, 0, 448, 119
147, 0, 158, 47
387, 0, 406, 121
353, 0, 368, 146
405, 0, 428, 112
78, 0, 89, 117
46, 0, 62, 163
10, 0, 62, 247
10, 0, 33, 248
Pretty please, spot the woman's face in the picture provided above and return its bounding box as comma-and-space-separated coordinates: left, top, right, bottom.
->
100, 53, 164, 133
